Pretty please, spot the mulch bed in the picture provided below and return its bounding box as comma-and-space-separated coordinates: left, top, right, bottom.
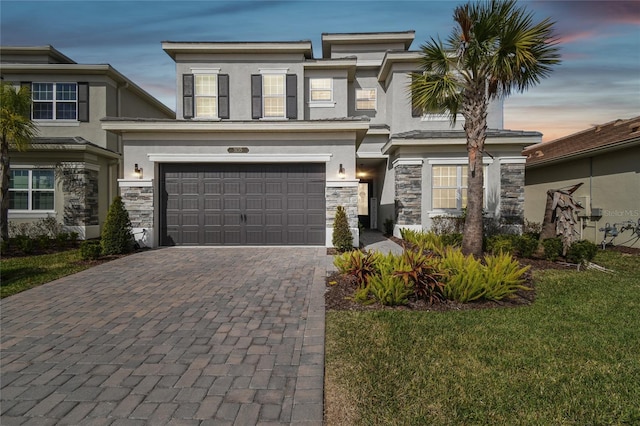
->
325, 237, 640, 312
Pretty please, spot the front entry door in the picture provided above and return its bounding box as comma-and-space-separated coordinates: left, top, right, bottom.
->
357, 180, 372, 229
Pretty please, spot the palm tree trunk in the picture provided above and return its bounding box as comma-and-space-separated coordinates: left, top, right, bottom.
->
0, 136, 11, 244
461, 87, 487, 258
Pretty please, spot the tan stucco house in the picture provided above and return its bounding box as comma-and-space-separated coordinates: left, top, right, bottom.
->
523, 116, 640, 247
101, 31, 542, 248
0, 46, 175, 239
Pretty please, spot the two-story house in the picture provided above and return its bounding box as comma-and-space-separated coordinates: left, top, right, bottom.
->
1, 46, 174, 239
102, 31, 542, 248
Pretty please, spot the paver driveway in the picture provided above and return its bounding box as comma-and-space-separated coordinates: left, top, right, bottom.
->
1, 247, 327, 425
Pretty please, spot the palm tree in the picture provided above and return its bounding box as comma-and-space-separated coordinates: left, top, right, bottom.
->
411, 0, 560, 257
1, 82, 38, 244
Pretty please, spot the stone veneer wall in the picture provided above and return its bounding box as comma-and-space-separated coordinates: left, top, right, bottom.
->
326, 185, 358, 229
62, 167, 99, 226
500, 162, 525, 224
395, 164, 422, 225
120, 183, 154, 229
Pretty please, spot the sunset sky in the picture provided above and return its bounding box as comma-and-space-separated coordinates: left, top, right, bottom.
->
2, 0, 638, 141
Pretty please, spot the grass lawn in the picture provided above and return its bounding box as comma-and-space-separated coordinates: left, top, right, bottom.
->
325, 250, 640, 425
0, 249, 93, 298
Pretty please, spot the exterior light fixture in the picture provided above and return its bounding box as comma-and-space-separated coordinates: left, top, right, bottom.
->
134, 163, 143, 179
338, 163, 346, 179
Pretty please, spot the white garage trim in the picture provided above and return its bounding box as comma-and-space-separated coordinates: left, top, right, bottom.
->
147, 153, 332, 163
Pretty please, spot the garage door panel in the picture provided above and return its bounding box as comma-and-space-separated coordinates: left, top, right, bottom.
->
224, 198, 241, 210
266, 182, 282, 193
266, 213, 283, 225
204, 230, 222, 244
204, 213, 222, 226
288, 213, 305, 226
224, 213, 241, 225
204, 182, 222, 194
307, 213, 325, 226
161, 163, 326, 246
288, 198, 305, 210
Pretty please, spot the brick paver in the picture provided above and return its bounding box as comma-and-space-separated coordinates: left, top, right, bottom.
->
1, 247, 326, 425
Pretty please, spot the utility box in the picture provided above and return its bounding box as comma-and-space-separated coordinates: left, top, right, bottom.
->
591, 207, 603, 219
575, 196, 589, 217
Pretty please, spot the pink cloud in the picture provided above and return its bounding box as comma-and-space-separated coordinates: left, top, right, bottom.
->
555, 30, 597, 45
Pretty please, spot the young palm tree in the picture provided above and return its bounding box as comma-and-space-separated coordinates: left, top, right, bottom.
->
1, 82, 38, 244
411, 0, 560, 257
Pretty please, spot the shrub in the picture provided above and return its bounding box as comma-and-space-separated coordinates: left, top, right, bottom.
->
69, 232, 79, 243
516, 234, 539, 259
440, 248, 530, 303
542, 237, 563, 261
333, 250, 379, 288
394, 249, 445, 304
80, 240, 102, 260
486, 234, 517, 256
440, 248, 487, 303
440, 233, 463, 248
566, 240, 598, 265
364, 273, 412, 306
523, 219, 542, 239
383, 218, 394, 235
400, 228, 445, 254
332, 205, 353, 252
13, 235, 35, 254
101, 196, 134, 255
482, 252, 531, 300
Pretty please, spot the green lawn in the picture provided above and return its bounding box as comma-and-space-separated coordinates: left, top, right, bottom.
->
325, 250, 640, 425
0, 249, 92, 298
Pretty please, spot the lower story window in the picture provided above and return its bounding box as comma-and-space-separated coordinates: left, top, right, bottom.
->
432, 165, 486, 210
9, 169, 55, 210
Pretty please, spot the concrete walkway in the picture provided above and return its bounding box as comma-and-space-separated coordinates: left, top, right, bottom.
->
1, 247, 327, 425
360, 229, 404, 255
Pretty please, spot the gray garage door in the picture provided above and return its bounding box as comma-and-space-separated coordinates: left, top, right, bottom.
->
160, 163, 326, 246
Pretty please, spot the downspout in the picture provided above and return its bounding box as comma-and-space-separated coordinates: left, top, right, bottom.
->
590, 156, 595, 243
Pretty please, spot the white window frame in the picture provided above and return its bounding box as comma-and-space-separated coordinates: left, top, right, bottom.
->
259, 68, 288, 119
191, 68, 220, 119
356, 88, 377, 110
31, 82, 77, 121
309, 78, 334, 107
429, 161, 489, 213
9, 168, 55, 212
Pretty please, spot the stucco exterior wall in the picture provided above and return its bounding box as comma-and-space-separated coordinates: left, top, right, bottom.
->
525, 145, 640, 246
304, 69, 348, 119
173, 53, 306, 120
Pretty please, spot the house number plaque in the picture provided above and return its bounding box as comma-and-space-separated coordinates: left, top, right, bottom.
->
227, 147, 249, 153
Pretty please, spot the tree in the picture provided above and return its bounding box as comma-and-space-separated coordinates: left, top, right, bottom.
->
101, 196, 134, 255
332, 205, 353, 252
410, 0, 560, 257
1, 82, 38, 244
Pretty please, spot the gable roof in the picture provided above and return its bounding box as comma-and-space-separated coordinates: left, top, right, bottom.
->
523, 116, 640, 167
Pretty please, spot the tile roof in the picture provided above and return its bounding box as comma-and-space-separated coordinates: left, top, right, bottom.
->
523, 116, 640, 166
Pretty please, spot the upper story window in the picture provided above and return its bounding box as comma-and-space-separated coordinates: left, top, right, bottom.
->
182, 72, 229, 120
263, 74, 286, 118
26, 82, 89, 122
194, 74, 218, 118
309, 78, 333, 104
356, 88, 376, 110
251, 71, 297, 120
9, 169, 55, 211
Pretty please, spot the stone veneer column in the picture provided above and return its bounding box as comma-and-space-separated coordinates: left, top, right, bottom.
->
499, 159, 526, 226
62, 166, 100, 228
394, 159, 423, 229
326, 181, 359, 247
119, 179, 154, 247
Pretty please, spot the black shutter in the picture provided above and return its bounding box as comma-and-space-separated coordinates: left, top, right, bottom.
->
78, 82, 89, 122
183, 74, 194, 119
286, 74, 297, 119
218, 74, 229, 119
411, 71, 422, 118
251, 74, 262, 119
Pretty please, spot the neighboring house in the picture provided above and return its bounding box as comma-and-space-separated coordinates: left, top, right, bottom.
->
0, 46, 174, 239
523, 116, 640, 247
102, 31, 541, 248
